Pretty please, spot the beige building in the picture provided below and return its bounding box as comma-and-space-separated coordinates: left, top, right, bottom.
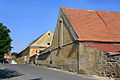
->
39, 7, 120, 78
17, 30, 53, 64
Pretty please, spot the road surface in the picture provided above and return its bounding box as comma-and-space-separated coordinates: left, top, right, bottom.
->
0, 64, 95, 80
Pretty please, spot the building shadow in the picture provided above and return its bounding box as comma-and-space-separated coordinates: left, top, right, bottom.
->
0, 68, 24, 79
31, 78, 42, 80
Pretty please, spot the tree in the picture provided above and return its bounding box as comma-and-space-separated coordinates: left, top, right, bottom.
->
0, 23, 12, 61
12, 52, 18, 56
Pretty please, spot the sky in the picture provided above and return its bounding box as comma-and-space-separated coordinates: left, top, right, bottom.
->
0, 0, 120, 53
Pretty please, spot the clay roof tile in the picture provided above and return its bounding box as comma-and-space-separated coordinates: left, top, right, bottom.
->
61, 7, 120, 42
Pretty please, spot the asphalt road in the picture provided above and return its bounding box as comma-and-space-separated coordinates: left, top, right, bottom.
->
0, 64, 95, 80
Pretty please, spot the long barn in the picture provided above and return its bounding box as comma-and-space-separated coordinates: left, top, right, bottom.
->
41, 7, 120, 78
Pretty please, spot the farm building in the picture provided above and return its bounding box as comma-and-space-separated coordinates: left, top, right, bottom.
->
17, 30, 53, 64
40, 7, 120, 78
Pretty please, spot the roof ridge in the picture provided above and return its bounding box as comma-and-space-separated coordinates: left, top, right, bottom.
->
61, 7, 120, 13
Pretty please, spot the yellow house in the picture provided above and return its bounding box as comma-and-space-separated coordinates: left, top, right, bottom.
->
17, 30, 53, 64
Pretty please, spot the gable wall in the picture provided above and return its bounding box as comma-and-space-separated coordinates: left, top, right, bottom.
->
50, 11, 79, 71
51, 12, 75, 50
63, 20, 75, 45
31, 31, 53, 47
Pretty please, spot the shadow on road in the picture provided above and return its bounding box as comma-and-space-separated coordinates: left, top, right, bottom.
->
0, 68, 24, 79
31, 78, 42, 80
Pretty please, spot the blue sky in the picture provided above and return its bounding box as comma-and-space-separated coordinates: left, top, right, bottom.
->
0, 0, 120, 53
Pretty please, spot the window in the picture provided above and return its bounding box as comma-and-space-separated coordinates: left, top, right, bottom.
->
48, 33, 50, 35
59, 18, 62, 23
47, 43, 50, 45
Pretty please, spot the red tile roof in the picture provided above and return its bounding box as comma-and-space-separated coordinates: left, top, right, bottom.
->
61, 7, 120, 42
83, 43, 120, 52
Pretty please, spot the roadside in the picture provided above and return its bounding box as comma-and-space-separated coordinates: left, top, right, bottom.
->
0, 64, 95, 80
29, 64, 115, 80
0, 64, 119, 80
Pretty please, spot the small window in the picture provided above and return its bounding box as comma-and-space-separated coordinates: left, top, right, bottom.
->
50, 60, 52, 64
59, 18, 62, 23
47, 43, 50, 45
48, 33, 50, 35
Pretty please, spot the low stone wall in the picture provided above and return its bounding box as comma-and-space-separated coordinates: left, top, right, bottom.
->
40, 53, 78, 72
29, 55, 36, 65
36, 52, 120, 78
98, 54, 120, 78
16, 55, 29, 64
58, 58, 76, 72
16, 56, 25, 64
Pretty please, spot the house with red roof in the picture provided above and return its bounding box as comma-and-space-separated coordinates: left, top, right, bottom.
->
45, 7, 120, 77
4, 53, 12, 59
4, 53, 12, 63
